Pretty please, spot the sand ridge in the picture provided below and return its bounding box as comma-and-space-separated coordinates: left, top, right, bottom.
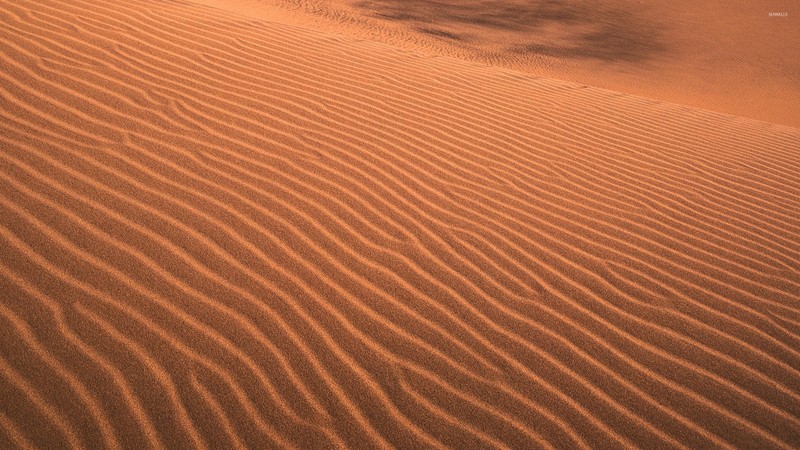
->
1, 0, 799, 448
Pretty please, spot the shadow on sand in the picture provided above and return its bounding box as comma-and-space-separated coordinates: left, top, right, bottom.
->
354, 0, 664, 62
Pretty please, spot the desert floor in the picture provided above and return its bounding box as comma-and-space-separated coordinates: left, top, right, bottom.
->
1, 0, 799, 448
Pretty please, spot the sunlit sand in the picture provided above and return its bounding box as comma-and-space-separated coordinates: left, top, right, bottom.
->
1, 0, 798, 448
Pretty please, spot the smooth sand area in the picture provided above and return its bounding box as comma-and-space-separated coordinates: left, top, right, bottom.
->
1, 0, 799, 448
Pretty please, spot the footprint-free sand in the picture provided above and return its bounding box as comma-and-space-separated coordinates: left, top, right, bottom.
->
1, 0, 799, 448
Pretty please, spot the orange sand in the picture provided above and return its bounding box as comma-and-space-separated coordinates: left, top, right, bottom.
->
1, 0, 799, 448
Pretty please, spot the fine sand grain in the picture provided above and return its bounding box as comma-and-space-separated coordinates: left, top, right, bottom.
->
1, 0, 799, 448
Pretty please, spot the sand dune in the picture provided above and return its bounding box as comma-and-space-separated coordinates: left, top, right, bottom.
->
1, 0, 799, 448
214, 0, 800, 127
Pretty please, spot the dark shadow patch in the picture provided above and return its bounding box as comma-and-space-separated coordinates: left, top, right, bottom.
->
417, 27, 461, 40
355, 0, 582, 30
373, 11, 417, 21
353, 0, 665, 63
517, 21, 665, 63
